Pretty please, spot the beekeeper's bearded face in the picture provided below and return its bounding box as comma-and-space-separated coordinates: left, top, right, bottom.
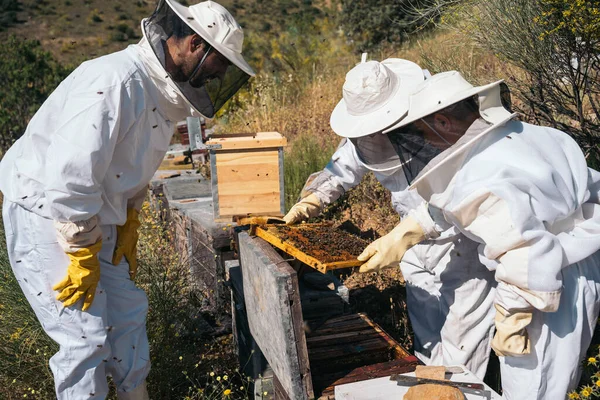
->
165, 33, 231, 87
143, 0, 255, 118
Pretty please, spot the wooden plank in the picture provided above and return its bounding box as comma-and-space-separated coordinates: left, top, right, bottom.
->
207, 131, 287, 150
239, 233, 313, 399
361, 313, 412, 359
305, 330, 382, 346
308, 315, 368, 328
219, 192, 281, 216
217, 181, 280, 195
305, 315, 371, 337
215, 149, 280, 169
315, 314, 365, 324
273, 374, 292, 400
215, 152, 280, 190
303, 312, 417, 397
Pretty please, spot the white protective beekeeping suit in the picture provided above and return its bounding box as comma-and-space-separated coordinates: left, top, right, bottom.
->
388, 71, 600, 399
0, 1, 254, 399
288, 56, 497, 378
303, 140, 497, 379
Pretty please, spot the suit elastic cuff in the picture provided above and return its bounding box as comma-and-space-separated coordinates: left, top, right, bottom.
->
408, 202, 440, 239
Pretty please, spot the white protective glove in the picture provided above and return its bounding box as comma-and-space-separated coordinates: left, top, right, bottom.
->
357, 215, 426, 273
491, 303, 532, 357
283, 193, 322, 225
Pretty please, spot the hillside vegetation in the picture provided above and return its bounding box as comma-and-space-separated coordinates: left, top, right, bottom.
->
1, 0, 599, 398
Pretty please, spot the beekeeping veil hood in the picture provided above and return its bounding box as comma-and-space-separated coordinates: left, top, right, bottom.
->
329, 54, 427, 175
379, 71, 517, 195
142, 0, 255, 118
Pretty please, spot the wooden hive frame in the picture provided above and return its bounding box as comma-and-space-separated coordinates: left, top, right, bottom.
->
252, 223, 367, 273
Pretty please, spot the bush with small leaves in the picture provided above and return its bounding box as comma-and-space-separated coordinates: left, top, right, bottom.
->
0, 36, 71, 157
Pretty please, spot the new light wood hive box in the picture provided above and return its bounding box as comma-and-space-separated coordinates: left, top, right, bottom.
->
206, 132, 287, 221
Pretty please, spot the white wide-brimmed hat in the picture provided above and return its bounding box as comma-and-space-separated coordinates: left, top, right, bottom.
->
400, 71, 517, 200
167, 0, 255, 77
330, 55, 425, 138
383, 71, 506, 133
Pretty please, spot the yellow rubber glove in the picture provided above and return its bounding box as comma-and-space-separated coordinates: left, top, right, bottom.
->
283, 193, 322, 225
112, 208, 141, 280
491, 303, 532, 357
53, 240, 103, 311
357, 216, 426, 273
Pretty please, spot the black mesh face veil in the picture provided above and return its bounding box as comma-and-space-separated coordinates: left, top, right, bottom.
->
142, 0, 251, 118
385, 125, 443, 184
349, 132, 403, 174
347, 124, 442, 181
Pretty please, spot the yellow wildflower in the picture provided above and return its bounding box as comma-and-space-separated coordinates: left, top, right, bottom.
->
582, 387, 592, 397
223, 375, 228, 381
588, 357, 597, 365
224, 389, 231, 396
568, 392, 580, 399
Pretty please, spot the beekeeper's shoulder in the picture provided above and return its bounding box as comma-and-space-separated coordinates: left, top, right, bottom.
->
65, 48, 143, 97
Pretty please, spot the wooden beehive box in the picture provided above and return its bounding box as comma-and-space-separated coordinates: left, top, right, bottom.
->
206, 132, 287, 221
237, 232, 419, 399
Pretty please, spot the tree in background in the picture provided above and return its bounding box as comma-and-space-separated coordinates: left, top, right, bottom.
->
0, 0, 21, 32
407, 0, 600, 168
340, 0, 430, 51
469, 0, 600, 169
0, 36, 70, 157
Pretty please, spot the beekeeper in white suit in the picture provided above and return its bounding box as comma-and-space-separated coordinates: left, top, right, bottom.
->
369, 70, 600, 399
284, 55, 497, 379
0, 1, 254, 399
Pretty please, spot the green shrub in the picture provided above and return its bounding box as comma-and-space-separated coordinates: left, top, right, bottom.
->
0, 36, 71, 157
284, 134, 336, 210
417, 0, 600, 169
466, 0, 600, 169
110, 23, 137, 42
0, 0, 21, 31
340, 0, 430, 51
88, 8, 103, 23
110, 32, 128, 42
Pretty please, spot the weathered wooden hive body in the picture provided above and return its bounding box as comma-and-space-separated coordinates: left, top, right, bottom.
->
231, 230, 418, 399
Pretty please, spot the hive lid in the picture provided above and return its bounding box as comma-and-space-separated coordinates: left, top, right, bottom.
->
206, 131, 287, 150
